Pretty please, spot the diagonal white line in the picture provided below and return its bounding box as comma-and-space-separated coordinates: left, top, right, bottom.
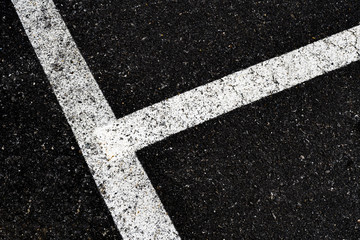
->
12, 0, 179, 239
94, 25, 360, 239
96, 25, 360, 158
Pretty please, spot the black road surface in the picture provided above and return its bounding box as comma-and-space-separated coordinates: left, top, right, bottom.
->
138, 61, 360, 239
54, 0, 360, 118
2, 0, 360, 239
1, 1, 121, 239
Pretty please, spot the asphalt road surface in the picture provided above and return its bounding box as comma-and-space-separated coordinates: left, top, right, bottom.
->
2, 0, 360, 239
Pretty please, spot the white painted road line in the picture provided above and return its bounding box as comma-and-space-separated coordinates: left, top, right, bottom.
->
12, 0, 179, 239
96, 25, 360, 157
94, 24, 360, 238
13, 0, 360, 239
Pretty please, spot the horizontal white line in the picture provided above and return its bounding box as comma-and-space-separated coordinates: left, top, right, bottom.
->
96, 25, 360, 159
12, 0, 179, 239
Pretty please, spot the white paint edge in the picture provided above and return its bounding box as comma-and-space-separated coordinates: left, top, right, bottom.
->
12, 0, 180, 239
96, 25, 360, 158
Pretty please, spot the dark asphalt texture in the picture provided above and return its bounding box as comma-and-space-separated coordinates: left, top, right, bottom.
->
138, 61, 360, 239
54, 0, 360, 118
2, 0, 360, 239
1, 1, 121, 239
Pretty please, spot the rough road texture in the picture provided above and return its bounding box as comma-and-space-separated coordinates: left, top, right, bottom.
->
0, 1, 121, 239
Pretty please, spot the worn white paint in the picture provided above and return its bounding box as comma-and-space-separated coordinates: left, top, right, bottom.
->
12, 0, 179, 239
96, 26, 360, 158
13, 0, 360, 238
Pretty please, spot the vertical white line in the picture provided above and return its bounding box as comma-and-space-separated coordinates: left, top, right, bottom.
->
12, 0, 180, 239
